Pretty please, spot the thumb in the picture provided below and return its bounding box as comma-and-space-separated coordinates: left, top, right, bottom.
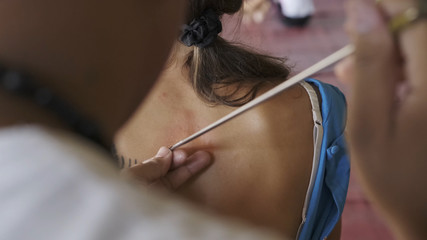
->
121, 147, 173, 183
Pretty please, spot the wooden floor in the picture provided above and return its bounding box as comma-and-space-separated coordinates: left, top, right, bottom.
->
222, 0, 395, 239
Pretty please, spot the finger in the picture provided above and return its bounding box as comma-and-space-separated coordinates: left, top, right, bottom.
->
170, 149, 188, 170
122, 147, 173, 183
346, 0, 400, 148
153, 151, 212, 190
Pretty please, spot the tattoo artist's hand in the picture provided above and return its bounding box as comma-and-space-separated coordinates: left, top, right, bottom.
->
335, 0, 427, 238
121, 147, 211, 190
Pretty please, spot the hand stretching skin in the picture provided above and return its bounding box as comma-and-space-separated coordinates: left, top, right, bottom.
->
121, 147, 212, 190
335, 0, 427, 239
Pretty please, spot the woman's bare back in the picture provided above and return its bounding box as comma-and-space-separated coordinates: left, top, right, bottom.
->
116, 68, 315, 237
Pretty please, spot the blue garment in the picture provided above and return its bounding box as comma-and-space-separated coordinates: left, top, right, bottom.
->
298, 78, 350, 240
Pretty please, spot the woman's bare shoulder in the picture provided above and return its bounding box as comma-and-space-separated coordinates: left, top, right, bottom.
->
177, 82, 317, 236
238, 83, 315, 144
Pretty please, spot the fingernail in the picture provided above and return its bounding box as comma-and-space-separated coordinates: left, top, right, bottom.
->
156, 147, 171, 158
173, 150, 187, 164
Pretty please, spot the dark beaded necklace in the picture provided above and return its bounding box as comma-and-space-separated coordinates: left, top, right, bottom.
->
0, 66, 109, 151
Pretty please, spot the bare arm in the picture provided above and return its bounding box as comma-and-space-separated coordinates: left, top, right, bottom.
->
336, 0, 427, 238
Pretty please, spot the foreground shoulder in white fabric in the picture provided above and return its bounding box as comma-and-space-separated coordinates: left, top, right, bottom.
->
0, 125, 283, 240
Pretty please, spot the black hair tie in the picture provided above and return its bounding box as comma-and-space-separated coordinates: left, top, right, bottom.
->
180, 9, 222, 48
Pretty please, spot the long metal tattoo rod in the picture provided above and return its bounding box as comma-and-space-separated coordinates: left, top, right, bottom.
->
170, 0, 427, 151
169, 44, 355, 150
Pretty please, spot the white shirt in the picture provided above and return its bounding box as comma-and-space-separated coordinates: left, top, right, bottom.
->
0, 125, 283, 240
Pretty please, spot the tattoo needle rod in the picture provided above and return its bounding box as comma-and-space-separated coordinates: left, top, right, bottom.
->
169, 44, 355, 151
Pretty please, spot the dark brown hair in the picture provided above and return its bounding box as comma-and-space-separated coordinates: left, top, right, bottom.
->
183, 0, 291, 107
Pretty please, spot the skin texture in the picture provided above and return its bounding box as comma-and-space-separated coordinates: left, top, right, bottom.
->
116, 44, 319, 238
335, 0, 427, 239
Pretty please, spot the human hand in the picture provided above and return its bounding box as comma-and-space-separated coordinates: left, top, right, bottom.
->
335, 0, 427, 238
121, 147, 212, 190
